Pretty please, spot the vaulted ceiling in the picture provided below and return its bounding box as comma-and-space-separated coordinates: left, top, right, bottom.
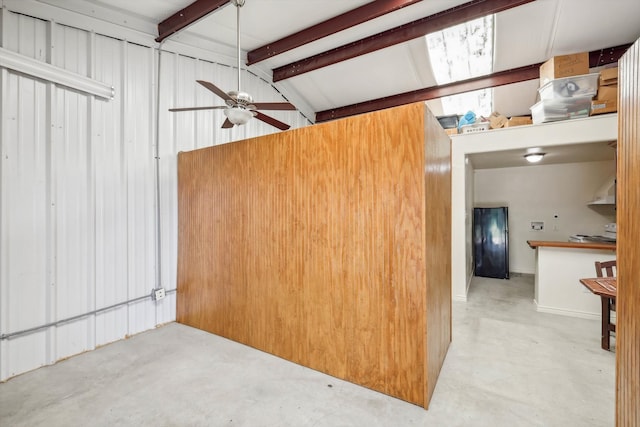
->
37, 0, 640, 123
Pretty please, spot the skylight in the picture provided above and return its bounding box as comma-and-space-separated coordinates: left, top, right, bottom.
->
440, 88, 493, 118
426, 15, 494, 117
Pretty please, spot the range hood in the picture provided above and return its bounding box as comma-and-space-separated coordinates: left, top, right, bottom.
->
588, 174, 616, 205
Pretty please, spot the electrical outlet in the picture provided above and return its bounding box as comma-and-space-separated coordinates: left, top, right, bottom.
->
153, 288, 166, 301
530, 221, 544, 231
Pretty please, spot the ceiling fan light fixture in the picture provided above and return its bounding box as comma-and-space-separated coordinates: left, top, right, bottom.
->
167, 0, 294, 131
224, 107, 253, 125
524, 152, 546, 163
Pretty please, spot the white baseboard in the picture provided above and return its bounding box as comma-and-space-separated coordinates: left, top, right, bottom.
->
452, 294, 468, 302
534, 301, 600, 320
509, 272, 535, 278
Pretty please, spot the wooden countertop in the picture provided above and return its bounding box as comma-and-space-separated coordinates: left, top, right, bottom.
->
527, 240, 616, 251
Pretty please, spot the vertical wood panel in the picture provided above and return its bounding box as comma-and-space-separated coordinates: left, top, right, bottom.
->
177, 103, 451, 407
423, 108, 452, 405
616, 38, 640, 427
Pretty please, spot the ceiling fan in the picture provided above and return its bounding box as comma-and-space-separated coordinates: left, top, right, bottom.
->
169, 0, 295, 130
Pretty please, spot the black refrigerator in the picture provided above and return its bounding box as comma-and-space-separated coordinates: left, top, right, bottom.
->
473, 207, 509, 279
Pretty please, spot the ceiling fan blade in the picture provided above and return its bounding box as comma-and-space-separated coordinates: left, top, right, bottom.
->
255, 111, 291, 131
253, 102, 296, 111
221, 118, 235, 129
169, 106, 227, 112
197, 80, 233, 102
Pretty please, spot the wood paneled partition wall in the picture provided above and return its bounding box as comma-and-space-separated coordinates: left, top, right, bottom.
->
617, 38, 640, 426
177, 102, 451, 408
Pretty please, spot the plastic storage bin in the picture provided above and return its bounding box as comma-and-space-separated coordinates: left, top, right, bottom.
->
436, 114, 459, 129
530, 95, 592, 124
538, 73, 599, 99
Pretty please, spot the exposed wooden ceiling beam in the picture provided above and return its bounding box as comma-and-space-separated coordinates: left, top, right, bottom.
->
315, 43, 629, 122
272, 0, 535, 82
316, 64, 541, 122
156, 0, 229, 43
247, 0, 423, 65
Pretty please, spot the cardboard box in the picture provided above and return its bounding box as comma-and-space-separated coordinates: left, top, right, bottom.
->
444, 127, 458, 136
599, 67, 618, 86
488, 112, 507, 129
597, 85, 618, 101
504, 116, 533, 127
539, 52, 589, 86
591, 99, 617, 115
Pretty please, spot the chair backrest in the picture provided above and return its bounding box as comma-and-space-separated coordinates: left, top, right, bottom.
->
595, 260, 617, 278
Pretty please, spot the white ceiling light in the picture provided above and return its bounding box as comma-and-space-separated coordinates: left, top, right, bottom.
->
524, 153, 546, 163
224, 107, 254, 125
0, 47, 114, 100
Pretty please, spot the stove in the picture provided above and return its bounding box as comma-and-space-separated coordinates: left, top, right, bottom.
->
569, 223, 616, 243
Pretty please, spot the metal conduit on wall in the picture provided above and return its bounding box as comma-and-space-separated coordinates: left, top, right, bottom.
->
0, 290, 178, 341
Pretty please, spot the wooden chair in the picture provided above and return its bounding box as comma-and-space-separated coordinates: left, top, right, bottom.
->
595, 260, 616, 279
595, 260, 616, 350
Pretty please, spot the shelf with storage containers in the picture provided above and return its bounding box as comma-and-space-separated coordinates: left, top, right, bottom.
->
531, 73, 599, 124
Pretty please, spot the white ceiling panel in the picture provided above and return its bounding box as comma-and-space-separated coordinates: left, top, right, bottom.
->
185, 0, 471, 65
92, 0, 192, 22
493, 0, 560, 70
39, 0, 193, 30
186, 0, 371, 54
493, 80, 541, 118
23, 0, 640, 121
288, 38, 433, 112
550, 0, 640, 54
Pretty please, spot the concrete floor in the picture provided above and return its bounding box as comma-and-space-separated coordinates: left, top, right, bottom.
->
0, 275, 615, 426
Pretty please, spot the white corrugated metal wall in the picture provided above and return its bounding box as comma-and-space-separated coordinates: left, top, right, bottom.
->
0, 5, 309, 381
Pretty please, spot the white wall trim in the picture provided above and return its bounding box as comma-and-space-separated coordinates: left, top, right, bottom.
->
534, 301, 599, 320
463, 271, 474, 299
